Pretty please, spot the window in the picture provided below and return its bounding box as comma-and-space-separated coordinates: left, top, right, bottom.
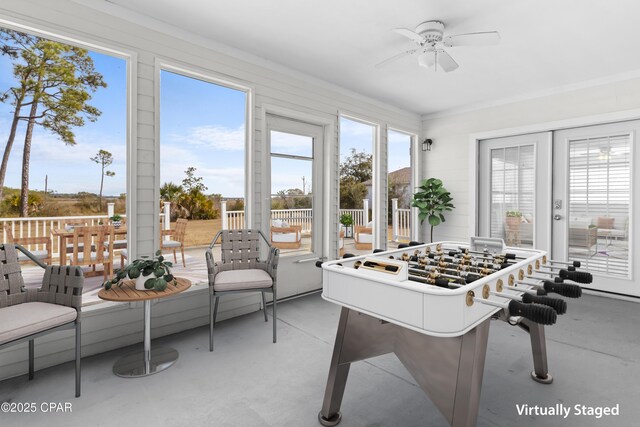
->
0, 27, 127, 305
339, 116, 375, 254
159, 69, 247, 274
387, 130, 413, 247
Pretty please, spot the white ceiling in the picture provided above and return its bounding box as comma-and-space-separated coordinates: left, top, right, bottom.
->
98, 0, 640, 116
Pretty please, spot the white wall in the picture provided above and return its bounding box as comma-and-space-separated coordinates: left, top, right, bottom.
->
0, 0, 420, 380
421, 77, 640, 242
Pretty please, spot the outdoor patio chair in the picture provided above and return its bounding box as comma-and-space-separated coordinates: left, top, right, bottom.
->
63, 220, 89, 255
354, 224, 373, 250
270, 220, 302, 249
161, 218, 187, 267
205, 229, 279, 351
3, 225, 52, 265
0, 243, 83, 397
69, 225, 115, 280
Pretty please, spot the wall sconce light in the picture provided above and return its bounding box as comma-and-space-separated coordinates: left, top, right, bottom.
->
422, 138, 433, 152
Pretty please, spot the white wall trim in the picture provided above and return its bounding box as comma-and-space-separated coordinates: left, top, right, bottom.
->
468, 107, 640, 238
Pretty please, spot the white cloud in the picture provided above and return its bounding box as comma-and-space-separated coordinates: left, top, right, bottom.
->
168, 124, 245, 151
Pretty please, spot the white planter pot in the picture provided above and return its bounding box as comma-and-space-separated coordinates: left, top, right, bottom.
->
135, 273, 154, 291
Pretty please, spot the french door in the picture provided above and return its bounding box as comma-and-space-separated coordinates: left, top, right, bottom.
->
478, 133, 552, 252
479, 121, 639, 296
552, 121, 639, 295
266, 115, 324, 298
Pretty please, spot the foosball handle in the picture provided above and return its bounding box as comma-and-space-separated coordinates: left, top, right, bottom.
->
505, 253, 516, 260
521, 293, 568, 315
315, 261, 324, 268
508, 300, 557, 325
543, 280, 582, 298
559, 269, 593, 284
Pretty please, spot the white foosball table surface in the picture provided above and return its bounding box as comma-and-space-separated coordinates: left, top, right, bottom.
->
321, 241, 548, 337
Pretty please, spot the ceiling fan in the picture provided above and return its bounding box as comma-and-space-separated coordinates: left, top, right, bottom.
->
376, 20, 500, 72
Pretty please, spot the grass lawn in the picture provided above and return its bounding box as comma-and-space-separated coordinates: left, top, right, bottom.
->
175, 218, 222, 247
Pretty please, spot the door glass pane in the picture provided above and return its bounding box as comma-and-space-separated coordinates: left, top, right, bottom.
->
387, 130, 412, 248
489, 145, 535, 248
568, 135, 631, 277
271, 132, 313, 255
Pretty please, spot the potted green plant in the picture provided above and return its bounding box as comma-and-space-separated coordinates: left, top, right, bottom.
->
110, 214, 123, 228
104, 250, 174, 291
339, 213, 354, 238
505, 210, 522, 230
411, 178, 455, 243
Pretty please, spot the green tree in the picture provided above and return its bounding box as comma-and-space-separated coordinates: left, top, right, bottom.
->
339, 149, 372, 209
340, 148, 372, 182
160, 182, 184, 221
90, 149, 115, 210
0, 29, 106, 217
178, 167, 217, 220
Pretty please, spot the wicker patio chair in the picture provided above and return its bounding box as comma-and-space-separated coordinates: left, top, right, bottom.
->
205, 229, 279, 351
0, 243, 83, 397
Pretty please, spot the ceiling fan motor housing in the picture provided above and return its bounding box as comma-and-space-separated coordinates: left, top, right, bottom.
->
415, 20, 445, 43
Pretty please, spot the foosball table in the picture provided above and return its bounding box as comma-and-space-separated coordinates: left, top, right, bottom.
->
317, 237, 590, 427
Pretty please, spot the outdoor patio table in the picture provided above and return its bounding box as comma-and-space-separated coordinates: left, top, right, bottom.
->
97, 277, 191, 377
52, 226, 127, 265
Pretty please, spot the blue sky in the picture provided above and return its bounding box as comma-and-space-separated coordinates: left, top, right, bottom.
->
0, 48, 127, 196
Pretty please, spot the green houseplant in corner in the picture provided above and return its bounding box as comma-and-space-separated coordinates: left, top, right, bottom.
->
104, 250, 175, 291
411, 178, 455, 243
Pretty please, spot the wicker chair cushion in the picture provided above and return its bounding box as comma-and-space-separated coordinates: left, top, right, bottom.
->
162, 240, 181, 248
214, 269, 273, 292
17, 250, 49, 261
75, 251, 110, 262
0, 302, 77, 345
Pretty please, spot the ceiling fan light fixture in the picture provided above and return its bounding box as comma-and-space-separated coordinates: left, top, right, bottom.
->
418, 50, 435, 68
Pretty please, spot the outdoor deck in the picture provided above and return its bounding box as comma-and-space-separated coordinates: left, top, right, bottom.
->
0, 292, 638, 426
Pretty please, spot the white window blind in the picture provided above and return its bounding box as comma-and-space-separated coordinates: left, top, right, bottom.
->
568, 134, 631, 277
490, 145, 535, 247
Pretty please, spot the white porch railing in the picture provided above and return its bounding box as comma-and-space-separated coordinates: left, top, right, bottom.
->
0, 214, 119, 257
391, 198, 411, 242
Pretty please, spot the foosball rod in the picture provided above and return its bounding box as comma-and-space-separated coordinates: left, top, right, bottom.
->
488, 290, 567, 314
526, 268, 592, 284
407, 271, 565, 315
515, 278, 583, 298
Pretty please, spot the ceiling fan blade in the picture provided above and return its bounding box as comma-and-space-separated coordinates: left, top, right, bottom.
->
443, 31, 501, 47
436, 50, 459, 72
418, 49, 435, 68
392, 28, 424, 43
375, 49, 417, 68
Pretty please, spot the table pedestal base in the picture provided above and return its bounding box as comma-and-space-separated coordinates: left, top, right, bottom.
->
113, 347, 178, 378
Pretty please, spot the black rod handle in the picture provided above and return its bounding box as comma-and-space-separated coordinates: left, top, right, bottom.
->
543, 280, 582, 298
559, 269, 593, 284
508, 300, 557, 325
522, 293, 567, 315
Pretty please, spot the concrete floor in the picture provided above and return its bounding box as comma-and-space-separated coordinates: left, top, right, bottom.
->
1, 292, 639, 427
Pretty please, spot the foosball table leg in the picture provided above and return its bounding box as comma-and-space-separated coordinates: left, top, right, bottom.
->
519, 318, 553, 384
319, 307, 491, 427
318, 309, 351, 426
